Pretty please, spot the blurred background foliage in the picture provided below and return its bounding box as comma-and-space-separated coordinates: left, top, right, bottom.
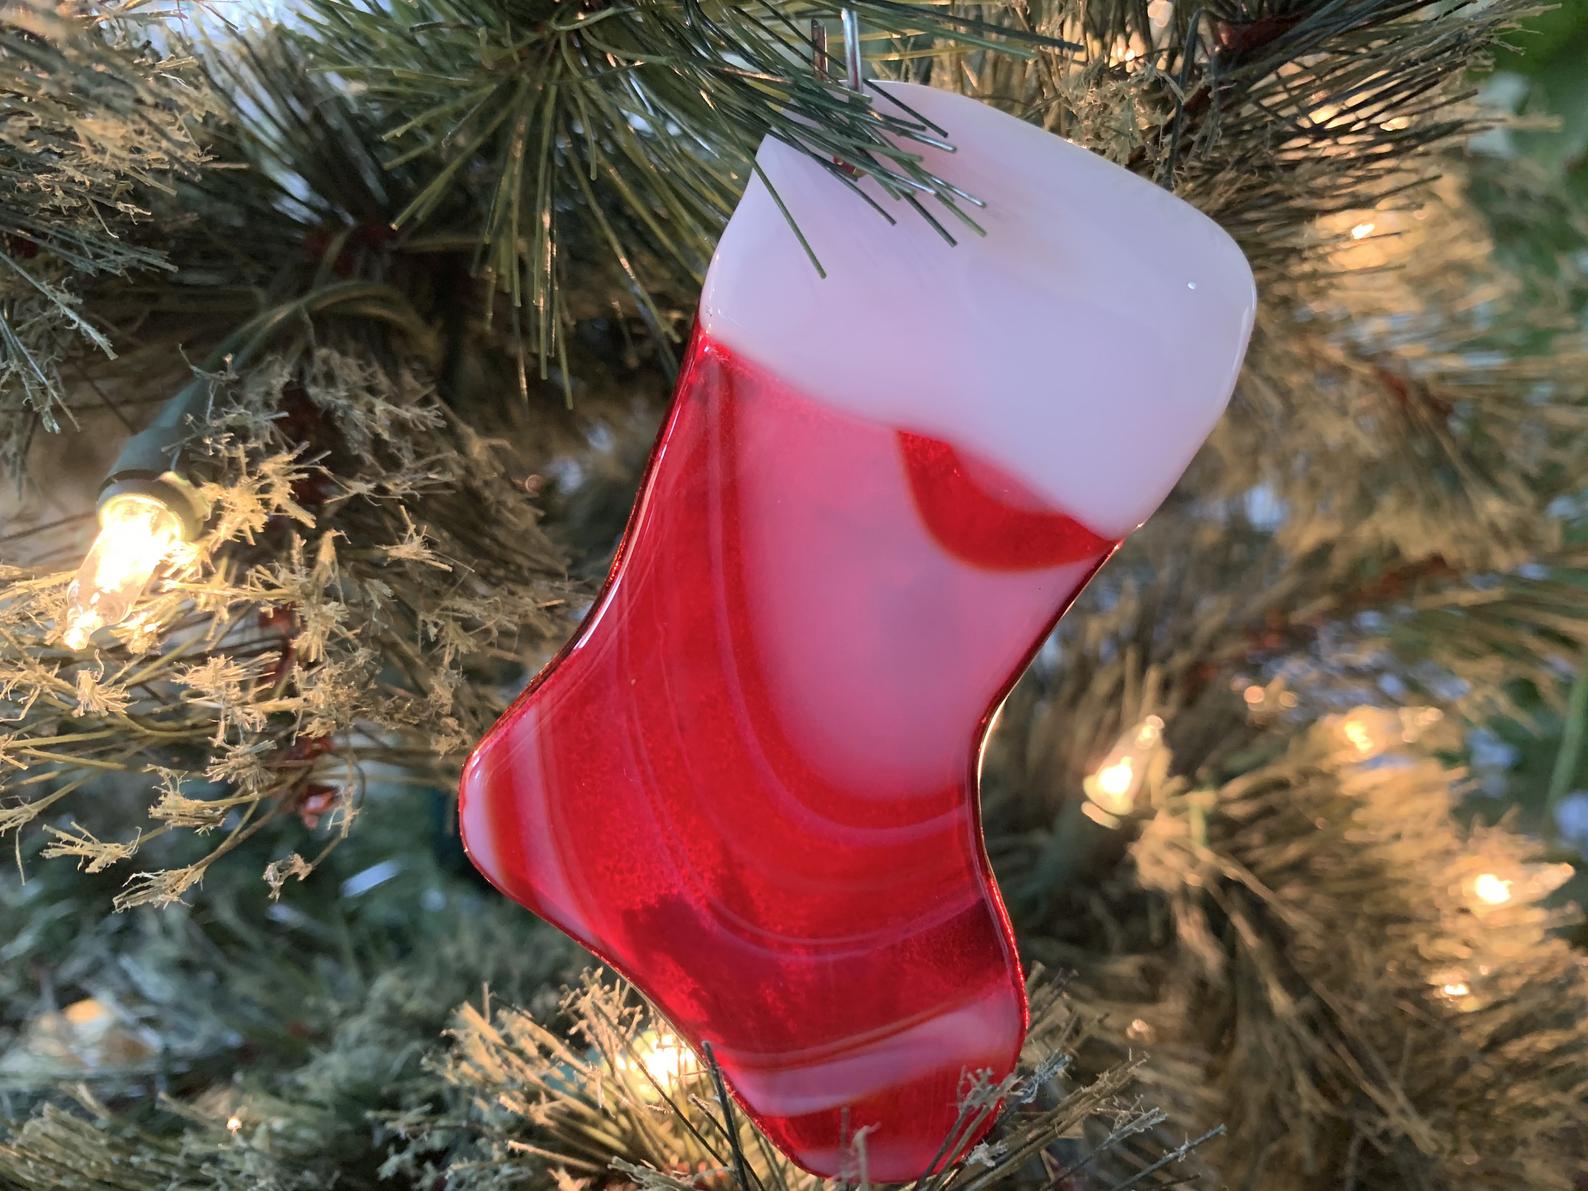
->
1451, 3, 1588, 933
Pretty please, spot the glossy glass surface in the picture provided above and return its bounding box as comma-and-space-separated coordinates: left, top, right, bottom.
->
460, 329, 1118, 1179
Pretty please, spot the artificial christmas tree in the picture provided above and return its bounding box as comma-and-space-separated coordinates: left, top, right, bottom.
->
2, 0, 1586, 1188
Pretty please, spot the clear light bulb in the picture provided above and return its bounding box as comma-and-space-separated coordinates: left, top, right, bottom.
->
617, 1029, 698, 1100
63, 494, 184, 649
1092, 758, 1137, 811
1083, 715, 1165, 818
1471, 872, 1512, 907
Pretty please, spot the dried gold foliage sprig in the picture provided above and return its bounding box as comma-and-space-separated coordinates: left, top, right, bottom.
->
394, 970, 1219, 1190
1, 0, 212, 449
1021, 710, 1588, 1190
0, 348, 569, 905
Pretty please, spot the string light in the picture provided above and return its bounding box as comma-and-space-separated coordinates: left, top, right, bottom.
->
1350, 221, 1376, 240
1341, 715, 1377, 755
1471, 872, 1512, 907
1084, 715, 1165, 822
1238, 681, 1298, 715
63, 493, 189, 649
1336, 707, 1443, 754
1094, 759, 1136, 804
1465, 861, 1572, 911
619, 1029, 698, 1098
226, 1114, 243, 1134
1428, 961, 1475, 1002
17, 996, 154, 1069
59, 285, 425, 652
61, 383, 209, 651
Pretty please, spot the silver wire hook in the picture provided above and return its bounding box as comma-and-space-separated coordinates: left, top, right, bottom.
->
811, 10, 863, 93
841, 7, 863, 92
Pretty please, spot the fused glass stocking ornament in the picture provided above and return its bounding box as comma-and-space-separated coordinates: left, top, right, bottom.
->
461, 82, 1255, 1180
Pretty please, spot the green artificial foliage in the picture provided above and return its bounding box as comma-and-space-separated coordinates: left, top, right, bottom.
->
0, 0, 211, 458
1, 0, 1586, 1186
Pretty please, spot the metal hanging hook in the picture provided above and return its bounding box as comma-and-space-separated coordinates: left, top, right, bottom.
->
810, 10, 863, 92
841, 7, 863, 92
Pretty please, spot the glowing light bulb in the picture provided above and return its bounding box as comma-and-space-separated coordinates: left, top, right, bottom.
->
1350, 221, 1376, 240
1084, 715, 1165, 818
619, 1029, 697, 1098
1472, 872, 1512, 906
63, 494, 184, 649
1341, 716, 1376, 755
1098, 765, 1137, 803
226, 1114, 243, 1134
1440, 981, 1470, 999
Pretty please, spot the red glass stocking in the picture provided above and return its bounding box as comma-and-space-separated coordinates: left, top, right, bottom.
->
461, 82, 1254, 1179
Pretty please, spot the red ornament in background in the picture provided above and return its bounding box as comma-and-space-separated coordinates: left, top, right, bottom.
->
462, 82, 1254, 1179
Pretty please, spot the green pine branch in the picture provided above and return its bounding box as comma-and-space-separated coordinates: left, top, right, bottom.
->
0, 0, 211, 446
293, 0, 1074, 394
